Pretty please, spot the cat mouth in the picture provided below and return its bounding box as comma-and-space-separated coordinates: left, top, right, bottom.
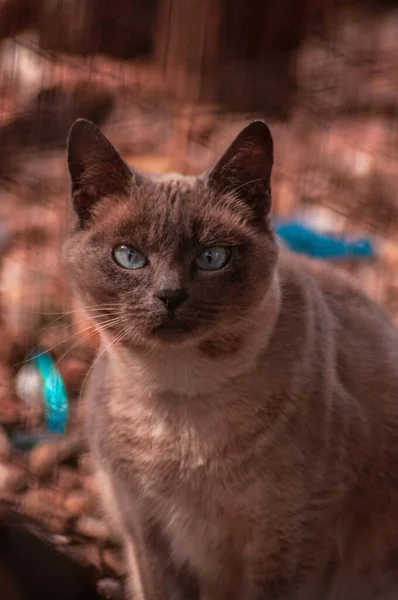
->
151, 318, 193, 340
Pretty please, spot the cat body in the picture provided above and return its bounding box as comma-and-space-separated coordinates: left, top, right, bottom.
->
64, 120, 398, 599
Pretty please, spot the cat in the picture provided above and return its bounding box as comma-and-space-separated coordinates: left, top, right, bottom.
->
64, 118, 398, 600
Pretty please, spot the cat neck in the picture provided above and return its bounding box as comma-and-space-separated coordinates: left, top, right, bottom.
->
102, 272, 281, 398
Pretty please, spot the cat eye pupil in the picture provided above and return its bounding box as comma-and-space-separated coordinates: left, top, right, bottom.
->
113, 245, 147, 270
204, 251, 214, 263
195, 246, 230, 271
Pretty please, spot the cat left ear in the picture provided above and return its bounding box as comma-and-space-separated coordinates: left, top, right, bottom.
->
67, 119, 137, 224
208, 121, 273, 220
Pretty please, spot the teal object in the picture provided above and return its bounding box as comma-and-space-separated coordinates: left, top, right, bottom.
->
30, 350, 69, 435
275, 220, 375, 260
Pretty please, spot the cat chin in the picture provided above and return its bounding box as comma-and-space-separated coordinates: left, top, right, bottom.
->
99, 324, 204, 352
149, 324, 199, 345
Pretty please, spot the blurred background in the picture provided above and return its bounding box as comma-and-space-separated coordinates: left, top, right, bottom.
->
0, 0, 398, 597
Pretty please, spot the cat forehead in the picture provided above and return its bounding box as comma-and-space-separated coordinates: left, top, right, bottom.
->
89, 174, 256, 249
125, 173, 225, 216
133, 175, 253, 228
152, 172, 197, 188
152, 175, 200, 207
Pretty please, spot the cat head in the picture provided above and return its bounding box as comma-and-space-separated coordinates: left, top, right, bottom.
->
63, 119, 279, 349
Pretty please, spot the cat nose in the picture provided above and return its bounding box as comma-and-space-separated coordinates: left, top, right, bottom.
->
155, 288, 188, 312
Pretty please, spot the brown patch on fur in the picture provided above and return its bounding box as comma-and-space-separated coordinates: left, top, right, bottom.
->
199, 334, 243, 359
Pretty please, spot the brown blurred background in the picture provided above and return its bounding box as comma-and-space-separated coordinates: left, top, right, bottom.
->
0, 0, 398, 597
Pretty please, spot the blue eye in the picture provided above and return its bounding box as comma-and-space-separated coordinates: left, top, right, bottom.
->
113, 245, 147, 269
195, 246, 230, 271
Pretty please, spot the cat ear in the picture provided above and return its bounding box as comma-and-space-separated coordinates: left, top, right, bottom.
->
67, 119, 136, 223
208, 121, 273, 219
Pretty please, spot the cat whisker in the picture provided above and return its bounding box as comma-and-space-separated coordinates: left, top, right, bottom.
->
39, 308, 122, 334
23, 303, 125, 317
14, 315, 127, 367
80, 320, 137, 399
54, 316, 130, 364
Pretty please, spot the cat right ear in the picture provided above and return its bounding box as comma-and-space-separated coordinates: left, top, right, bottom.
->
67, 119, 137, 224
207, 121, 273, 222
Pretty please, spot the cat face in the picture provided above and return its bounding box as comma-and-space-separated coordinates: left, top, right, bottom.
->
64, 120, 278, 348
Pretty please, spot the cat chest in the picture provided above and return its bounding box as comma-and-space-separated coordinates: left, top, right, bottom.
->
102, 414, 254, 573
98, 408, 317, 585
134, 460, 249, 580
102, 399, 226, 484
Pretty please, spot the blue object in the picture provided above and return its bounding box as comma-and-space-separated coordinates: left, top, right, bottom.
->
30, 350, 69, 435
275, 220, 375, 260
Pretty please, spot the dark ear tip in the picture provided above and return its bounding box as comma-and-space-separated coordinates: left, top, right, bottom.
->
243, 120, 273, 144
69, 118, 97, 132
67, 119, 99, 147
